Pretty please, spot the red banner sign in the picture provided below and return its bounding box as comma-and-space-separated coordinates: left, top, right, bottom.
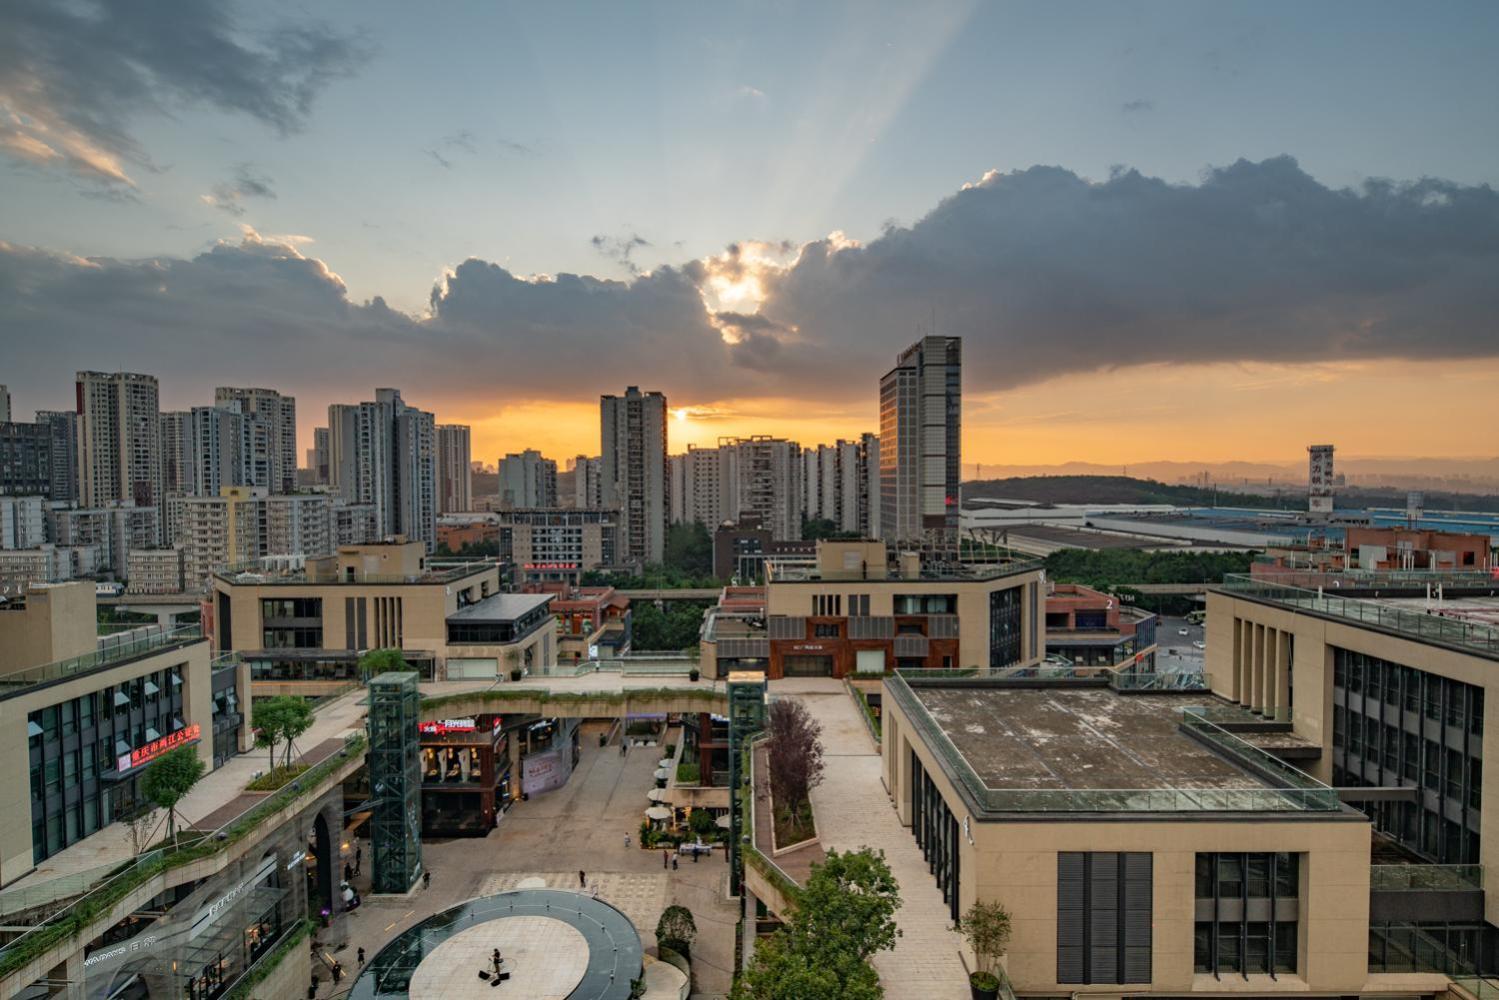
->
121, 723, 201, 773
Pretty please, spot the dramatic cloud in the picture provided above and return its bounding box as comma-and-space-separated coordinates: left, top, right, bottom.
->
590, 233, 652, 273
201, 164, 276, 216
2, 158, 1497, 414
0, 0, 365, 186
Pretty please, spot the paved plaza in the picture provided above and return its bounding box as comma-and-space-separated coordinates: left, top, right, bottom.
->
790, 680, 974, 1000
342, 722, 736, 998
408, 916, 587, 999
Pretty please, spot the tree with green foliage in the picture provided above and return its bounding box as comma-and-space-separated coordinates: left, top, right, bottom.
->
253, 696, 315, 767
631, 599, 710, 651
358, 647, 411, 681
656, 903, 697, 958
960, 899, 1012, 993
734, 848, 900, 1000
141, 745, 205, 845
800, 518, 863, 542
664, 521, 714, 576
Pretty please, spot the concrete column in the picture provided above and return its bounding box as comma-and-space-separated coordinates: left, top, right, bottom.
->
1283, 626, 1295, 710
1249, 623, 1265, 712
1234, 618, 1247, 703
1263, 628, 1278, 715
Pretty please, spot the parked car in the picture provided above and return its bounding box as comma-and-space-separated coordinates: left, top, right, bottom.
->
1178, 627, 1190, 636
1192, 640, 1206, 650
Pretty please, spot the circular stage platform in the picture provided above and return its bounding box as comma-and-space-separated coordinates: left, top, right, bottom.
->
349, 889, 643, 1000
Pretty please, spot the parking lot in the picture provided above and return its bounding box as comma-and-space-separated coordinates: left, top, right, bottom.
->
1156, 614, 1206, 673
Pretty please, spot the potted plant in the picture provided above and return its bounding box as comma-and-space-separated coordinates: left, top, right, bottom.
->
960, 899, 1012, 1000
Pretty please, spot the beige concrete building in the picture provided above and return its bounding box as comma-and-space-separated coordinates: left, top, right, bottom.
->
876, 672, 1457, 996
125, 545, 185, 594
211, 539, 556, 694
0, 582, 238, 885
182, 487, 332, 592
1207, 571, 1499, 977
761, 540, 1043, 678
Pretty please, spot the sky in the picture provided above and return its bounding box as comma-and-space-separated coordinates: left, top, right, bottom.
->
2, 0, 1497, 472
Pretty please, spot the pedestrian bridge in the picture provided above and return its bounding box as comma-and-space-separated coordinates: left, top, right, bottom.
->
416, 676, 730, 720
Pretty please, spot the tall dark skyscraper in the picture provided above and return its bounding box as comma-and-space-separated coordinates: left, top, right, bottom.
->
879, 335, 961, 543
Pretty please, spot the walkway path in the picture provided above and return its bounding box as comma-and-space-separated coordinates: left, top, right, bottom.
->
9, 687, 369, 889
788, 679, 971, 1000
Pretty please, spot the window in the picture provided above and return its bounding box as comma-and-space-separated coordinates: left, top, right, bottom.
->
989, 586, 1023, 669
1057, 852, 1152, 985
1194, 853, 1298, 977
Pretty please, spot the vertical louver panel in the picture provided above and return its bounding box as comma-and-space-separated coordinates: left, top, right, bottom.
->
1122, 852, 1154, 982
1057, 852, 1086, 983
1089, 852, 1120, 978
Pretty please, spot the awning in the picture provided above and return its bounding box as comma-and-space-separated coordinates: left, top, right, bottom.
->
27, 721, 42, 738
654, 768, 670, 781
145, 727, 160, 742
647, 788, 668, 802
645, 806, 672, 821
658, 758, 672, 768
114, 691, 130, 708
143, 680, 159, 696
716, 814, 732, 830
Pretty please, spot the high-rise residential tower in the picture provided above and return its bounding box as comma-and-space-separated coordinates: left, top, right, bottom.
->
76, 370, 162, 511
308, 426, 331, 485
600, 386, 667, 565
437, 425, 473, 513
328, 388, 437, 548
34, 410, 79, 502
498, 449, 557, 509
879, 336, 961, 543
571, 455, 603, 510
214, 387, 298, 493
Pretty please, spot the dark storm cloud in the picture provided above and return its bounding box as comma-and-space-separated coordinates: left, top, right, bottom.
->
202, 164, 276, 216
752, 156, 1499, 395
0, 0, 366, 185
2, 157, 1496, 409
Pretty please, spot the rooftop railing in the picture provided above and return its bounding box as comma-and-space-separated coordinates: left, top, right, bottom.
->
1218, 574, 1499, 657
1178, 706, 1328, 793
213, 558, 499, 586
885, 672, 1340, 813
0, 624, 204, 696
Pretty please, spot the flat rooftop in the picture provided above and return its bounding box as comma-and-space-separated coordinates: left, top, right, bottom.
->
916, 686, 1284, 792
447, 592, 553, 621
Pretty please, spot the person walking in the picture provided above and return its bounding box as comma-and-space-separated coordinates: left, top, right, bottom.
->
492, 948, 502, 975
624, 832, 630, 849
343, 861, 353, 882
671, 855, 678, 871
578, 869, 587, 888
662, 849, 669, 869
422, 870, 431, 890
355, 845, 362, 875
357, 947, 366, 968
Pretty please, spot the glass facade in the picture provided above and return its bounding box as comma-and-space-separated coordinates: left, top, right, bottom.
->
368, 671, 423, 894
1331, 647, 1483, 864
909, 749, 961, 922
1193, 853, 1299, 977
989, 585, 1023, 668
28, 664, 188, 865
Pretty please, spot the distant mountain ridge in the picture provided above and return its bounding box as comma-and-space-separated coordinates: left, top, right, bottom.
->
964, 458, 1499, 494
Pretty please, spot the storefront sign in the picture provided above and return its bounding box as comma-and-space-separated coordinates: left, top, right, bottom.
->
85, 935, 161, 968
420, 718, 478, 735
285, 850, 306, 870
524, 562, 579, 570
117, 723, 201, 774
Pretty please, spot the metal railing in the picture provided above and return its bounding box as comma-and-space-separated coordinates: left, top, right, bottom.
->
0, 624, 204, 694
0, 733, 366, 981
885, 673, 1340, 813
1178, 706, 1329, 793
1370, 864, 1484, 891
214, 558, 498, 586
1219, 575, 1499, 656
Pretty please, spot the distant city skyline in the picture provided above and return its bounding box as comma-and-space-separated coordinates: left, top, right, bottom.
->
2, 2, 1496, 471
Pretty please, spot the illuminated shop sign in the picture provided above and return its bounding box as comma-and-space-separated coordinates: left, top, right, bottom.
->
117, 723, 201, 774
420, 718, 477, 734
524, 562, 579, 570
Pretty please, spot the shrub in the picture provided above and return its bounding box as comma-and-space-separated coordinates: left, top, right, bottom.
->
656, 904, 697, 959
245, 763, 309, 791
675, 761, 700, 785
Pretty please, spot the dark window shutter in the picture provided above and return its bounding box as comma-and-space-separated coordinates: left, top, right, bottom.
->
1089, 852, 1120, 980
1057, 852, 1086, 983
1122, 852, 1153, 982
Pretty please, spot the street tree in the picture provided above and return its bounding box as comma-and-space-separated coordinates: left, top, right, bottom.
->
141, 746, 205, 845
358, 647, 410, 681
254, 696, 316, 768
655, 904, 697, 958
766, 700, 824, 813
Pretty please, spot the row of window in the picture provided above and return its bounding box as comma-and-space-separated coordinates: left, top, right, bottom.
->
1334, 650, 1483, 735
1334, 709, 1482, 810
1193, 853, 1300, 977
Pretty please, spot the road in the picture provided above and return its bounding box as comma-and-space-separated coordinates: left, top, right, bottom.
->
1156, 614, 1207, 673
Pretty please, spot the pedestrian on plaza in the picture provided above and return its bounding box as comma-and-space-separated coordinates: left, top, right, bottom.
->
624, 832, 631, 849
331, 963, 343, 984
355, 845, 362, 874
620, 740, 627, 757
343, 861, 353, 882
492, 948, 502, 975
578, 869, 586, 888
671, 855, 678, 871
422, 870, 431, 890
357, 947, 366, 968
308, 974, 319, 998
662, 849, 669, 869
